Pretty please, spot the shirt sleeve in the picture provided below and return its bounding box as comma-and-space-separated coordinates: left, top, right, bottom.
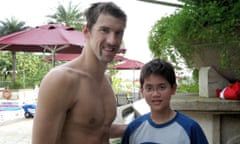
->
121, 127, 130, 144
121, 113, 150, 144
190, 122, 209, 144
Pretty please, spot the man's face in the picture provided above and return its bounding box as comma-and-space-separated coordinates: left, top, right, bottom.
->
87, 14, 126, 64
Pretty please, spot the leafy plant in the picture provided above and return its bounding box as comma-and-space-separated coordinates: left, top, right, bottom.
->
149, 0, 240, 81
47, 1, 84, 31
0, 52, 50, 89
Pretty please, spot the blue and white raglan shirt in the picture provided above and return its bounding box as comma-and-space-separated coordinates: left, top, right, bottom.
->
121, 111, 208, 144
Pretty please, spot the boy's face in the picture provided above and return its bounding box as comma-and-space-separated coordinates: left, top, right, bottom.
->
140, 74, 176, 113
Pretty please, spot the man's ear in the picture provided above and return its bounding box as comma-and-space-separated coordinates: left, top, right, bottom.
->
82, 24, 89, 37
140, 87, 145, 98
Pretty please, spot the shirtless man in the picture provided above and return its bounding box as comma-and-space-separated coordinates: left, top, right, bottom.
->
32, 2, 127, 144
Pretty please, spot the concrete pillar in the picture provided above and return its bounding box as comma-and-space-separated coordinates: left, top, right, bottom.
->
199, 66, 229, 97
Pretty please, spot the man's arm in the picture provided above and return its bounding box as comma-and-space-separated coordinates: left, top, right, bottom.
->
32, 69, 72, 144
110, 123, 127, 138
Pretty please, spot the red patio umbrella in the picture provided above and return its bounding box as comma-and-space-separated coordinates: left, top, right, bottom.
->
43, 53, 128, 62
43, 53, 79, 61
113, 55, 129, 62
0, 23, 85, 67
0, 23, 85, 53
110, 58, 144, 94
0, 23, 127, 67
111, 59, 144, 70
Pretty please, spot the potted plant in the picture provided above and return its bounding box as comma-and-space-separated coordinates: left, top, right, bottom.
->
149, 0, 240, 82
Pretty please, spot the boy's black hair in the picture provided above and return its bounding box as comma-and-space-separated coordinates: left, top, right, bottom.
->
140, 58, 176, 88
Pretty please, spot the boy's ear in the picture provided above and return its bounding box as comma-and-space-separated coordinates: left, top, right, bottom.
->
140, 88, 144, 97
172, 84, 177, 95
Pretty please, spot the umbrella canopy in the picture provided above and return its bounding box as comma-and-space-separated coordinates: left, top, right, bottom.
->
0, 23, 126, 67
43, 53, 79, 61
43, 53, 128, 62
113, 55, 128, 62
111, 59, 144, 70
0, 23, 84, 53
0, 23, 127, 54
0, 23, 85, 67
110, 58, 144, 95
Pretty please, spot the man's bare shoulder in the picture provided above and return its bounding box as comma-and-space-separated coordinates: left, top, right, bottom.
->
43, 65, 90, 83
38, 66, 89, 106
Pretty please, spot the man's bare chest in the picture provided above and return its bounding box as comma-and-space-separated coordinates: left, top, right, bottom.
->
66, 88, 116, 128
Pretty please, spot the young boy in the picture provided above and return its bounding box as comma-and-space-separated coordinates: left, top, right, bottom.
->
121, 58, 208, 144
